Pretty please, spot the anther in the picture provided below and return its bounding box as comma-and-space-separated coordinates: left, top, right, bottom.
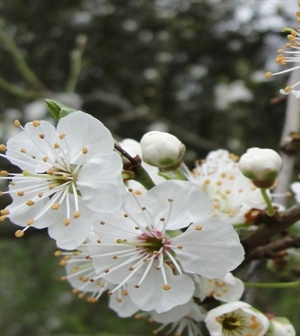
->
26, 200, 35, 206
39, 134, 45, 139
0, 170, 8, 176
265, 72, 272, 79
168, 198, 174, 202
160, 217, 165, 221
17, 191, 24, 196
82, 147, 88, 154
163, 284, 171, 290
20, 148, 27, 153
54, 251, 62, 257
0, 209, 10, 215
195, 225, 203, 230
0, 145, 7, 151
51, 203, 60, 210
100, 221, 105, 225
27, 219, 34, 225
59, 133, 66, 139
54, 143, 60, 149
14, 120, 21, 127
15, 229, 25, 238
32, 120, 40, 127
63, 219, 71, 226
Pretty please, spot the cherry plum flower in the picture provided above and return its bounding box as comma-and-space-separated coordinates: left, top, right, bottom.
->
0, 111, 126, 249
86, 180, 245, 313
205, 301, 269, 336
185, 149, 267, 225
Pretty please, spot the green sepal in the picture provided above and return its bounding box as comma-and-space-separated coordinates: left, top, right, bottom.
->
45, 99, 77, 120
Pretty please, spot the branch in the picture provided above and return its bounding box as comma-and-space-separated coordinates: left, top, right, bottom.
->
0, 76, 43, 99
64, 35, 87, 93
247, 234, 300, 262
0, 27, 50, 93
241, 203, 300, 261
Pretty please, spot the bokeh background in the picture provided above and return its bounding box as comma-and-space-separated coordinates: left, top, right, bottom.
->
0, 1, 299, 335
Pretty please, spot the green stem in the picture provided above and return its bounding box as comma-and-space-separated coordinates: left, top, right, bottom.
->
261, 188, 275, 216
0, 28, 49, 93
133, 165, 156, 190
0, 77, 42, 99
173, 168, 186, 180
245, 280, 300, 289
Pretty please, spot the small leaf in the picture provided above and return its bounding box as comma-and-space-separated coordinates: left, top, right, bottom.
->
45, 99, 77, 120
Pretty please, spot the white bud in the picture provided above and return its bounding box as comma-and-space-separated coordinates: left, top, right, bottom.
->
239, 147, 283, 188
267, 317, 296, 336
140, 131, 186, 171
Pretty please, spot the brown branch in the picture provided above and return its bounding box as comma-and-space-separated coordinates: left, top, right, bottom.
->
247, 234, 300, 262
242, 203, 300, 262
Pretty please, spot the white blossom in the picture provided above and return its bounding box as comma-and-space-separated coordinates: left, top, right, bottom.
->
205, 301, 269, 336
194, 272, 245, 302
185, 149, 266, 225
0, 111, 126, 249
85, 180, 244, 313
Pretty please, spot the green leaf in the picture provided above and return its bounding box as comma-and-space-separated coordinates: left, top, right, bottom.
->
45, 99, 77, 120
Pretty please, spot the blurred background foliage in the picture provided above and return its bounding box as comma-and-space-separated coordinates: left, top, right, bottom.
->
0, 0, 299, 335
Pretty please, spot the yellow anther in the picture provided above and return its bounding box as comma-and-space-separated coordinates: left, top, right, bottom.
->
122, 289, 128, 296
60, 276, 67, 281
163, 284, 171, 290
1, 209, 10, 215
43, 157, 49, 162
39, 134, 45, 139
82, 147, 88, 154
27, 219, 34, 225
38, 192, 43, 198
49, 183, 56, 189
32, 120, 41, 127
59, 133, 66, 139
47, 169, 54, 175
14, 120, 21, 127
0, 170, 8, 176
0, 144, 7, 151
54, 143, 60, 149
284, 86, 291, 93
54, 251, 62, 257
15, 229, 25, 238
265, 71, 272, 79
51, 203, 60, 210
26, 200, 35, 206
195, 225, 203, 230
73, 211, 81, 218
204, 179, 210, 185
20, 148, 27, 153
63, 219, 71, 226
17, 191, 24, 196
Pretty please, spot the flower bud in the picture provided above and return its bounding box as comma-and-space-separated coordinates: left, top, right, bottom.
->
239, 147, 283, 188
266, 317, 296, 336
140, 131, 186, 171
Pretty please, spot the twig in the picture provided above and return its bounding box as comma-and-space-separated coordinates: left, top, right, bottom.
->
65, 35, 87, 93
0, 27, 50, 93
0, 76, 43, 99
241, 203, 300, 261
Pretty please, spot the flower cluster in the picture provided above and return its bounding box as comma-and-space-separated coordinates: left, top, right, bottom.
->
0, 102, 297, 335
